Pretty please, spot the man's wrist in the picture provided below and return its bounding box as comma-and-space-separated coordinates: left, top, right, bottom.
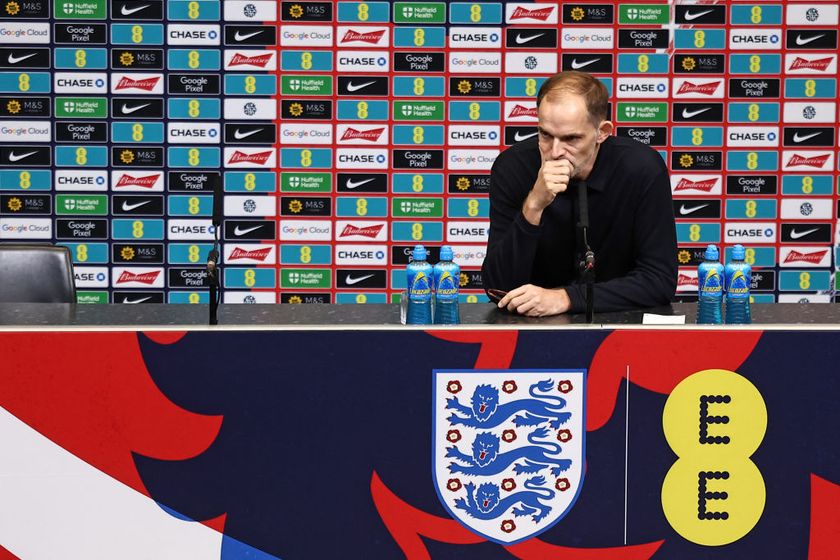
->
550, 288, 571, 314
522, 191, 547, 225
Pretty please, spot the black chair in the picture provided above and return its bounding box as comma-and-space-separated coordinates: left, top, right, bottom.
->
0, 244, 77, 303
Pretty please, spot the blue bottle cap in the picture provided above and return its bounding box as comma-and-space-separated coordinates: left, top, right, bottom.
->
704, 244, 719, 261
412, 245, 427, 261
439, 245, 453, 261
732, 244, 746, 260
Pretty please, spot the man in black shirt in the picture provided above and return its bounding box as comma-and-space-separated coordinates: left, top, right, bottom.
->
482, 71, 677, 315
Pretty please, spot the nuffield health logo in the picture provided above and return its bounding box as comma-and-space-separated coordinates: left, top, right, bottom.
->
433, 370, 585, 544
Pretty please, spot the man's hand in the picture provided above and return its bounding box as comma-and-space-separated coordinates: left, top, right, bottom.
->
523, 158, 575, 225
497, 285, 571, 317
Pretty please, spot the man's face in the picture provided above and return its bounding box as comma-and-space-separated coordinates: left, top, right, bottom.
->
537, 94, 611, 180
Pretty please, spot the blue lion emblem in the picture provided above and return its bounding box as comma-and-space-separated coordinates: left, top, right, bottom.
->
446, 379, 570, 429
454, 476, 555, 523
446, 427, 572, 477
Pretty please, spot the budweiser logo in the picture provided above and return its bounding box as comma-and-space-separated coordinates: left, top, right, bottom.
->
510, 6, 554, 20
229, 247, 272, 261
341, 29, 386, 44
115, 76, 160, 91
508, 105, 538, 118
340, 224, 383, 238
228, 150, 273, 165
340, 127, 385, 142
229, 53, 273, 67
784, 250, 828, 264
677, 273, 698, 287
674, 178, 716, 192
115, 174, 160, 188
786, 154, 830, 168
676, 81, 720, 95
789, 56, 833, 71
117, 270, 160, 284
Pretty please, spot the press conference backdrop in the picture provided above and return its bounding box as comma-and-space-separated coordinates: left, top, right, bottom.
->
0, 1, 838, 304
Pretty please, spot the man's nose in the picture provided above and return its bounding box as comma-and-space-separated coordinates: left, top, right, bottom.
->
550, 139, 566, 159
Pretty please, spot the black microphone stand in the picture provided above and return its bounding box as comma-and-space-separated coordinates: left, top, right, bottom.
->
207, 182, 222, 325
207, 234, 219, 325
577, 181, 595, 323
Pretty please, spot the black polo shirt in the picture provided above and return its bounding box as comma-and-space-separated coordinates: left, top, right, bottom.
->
482, 135, 677, 313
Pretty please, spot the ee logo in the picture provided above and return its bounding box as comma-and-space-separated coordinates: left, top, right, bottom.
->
661, 369, 767, 546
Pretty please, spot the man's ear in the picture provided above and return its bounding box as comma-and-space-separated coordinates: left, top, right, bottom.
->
596, 120, 614, 143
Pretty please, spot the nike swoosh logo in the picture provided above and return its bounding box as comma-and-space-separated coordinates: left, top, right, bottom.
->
684, 8, 714, 21
682, 107, 711, 119
345, 178, 374, 189
346, 80, 376, 93
234, 128, 261, 139
515, 32, 544, 45
514, 131, 538, 142
8, 53, 36, 64
8, 150, 37, 162
235, 30, 263, 41
790, 227, 819, 239
793, 131, 821, 143
796, 34, 825, 46
679, 203, 709, 215
345, 274, 374, 285
234, 225, 263, 235
570, 58, 599, 70
122, 200, 150, 211
120, 4, 149, 15
122, 296, 152, 304
120, 103, 150, 114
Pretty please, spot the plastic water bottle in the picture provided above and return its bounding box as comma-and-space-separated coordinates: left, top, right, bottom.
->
725, 244, 751, 325
434, 245, 460, 325
406, 245, 433, 325
697, 244, 724, 324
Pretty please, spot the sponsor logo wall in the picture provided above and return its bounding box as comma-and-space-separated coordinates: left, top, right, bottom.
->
0, 1, 838, 304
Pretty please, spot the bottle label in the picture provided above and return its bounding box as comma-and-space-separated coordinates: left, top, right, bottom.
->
436, 270, 458, 301
728, 270, 749, 300
409, 270, 431, 300
700, 268, 723, 296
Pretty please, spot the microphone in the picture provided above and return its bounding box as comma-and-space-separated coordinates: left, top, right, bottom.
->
577, 181, 595, 323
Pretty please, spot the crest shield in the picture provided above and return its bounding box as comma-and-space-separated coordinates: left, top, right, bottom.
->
432, 369, 586, 544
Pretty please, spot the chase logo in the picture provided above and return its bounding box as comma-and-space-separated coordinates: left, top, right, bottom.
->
449, 27, 500, 49
166, 24, 220, 45
616, 77, 668, 98
448, 125, 499, 146
336, 51, 388, 72
54, 72, 107, 94
336, 148, 387, 169
729, 29, 781, 50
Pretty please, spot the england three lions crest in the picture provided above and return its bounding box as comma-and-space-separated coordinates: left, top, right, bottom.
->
432, 370, 586, 544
